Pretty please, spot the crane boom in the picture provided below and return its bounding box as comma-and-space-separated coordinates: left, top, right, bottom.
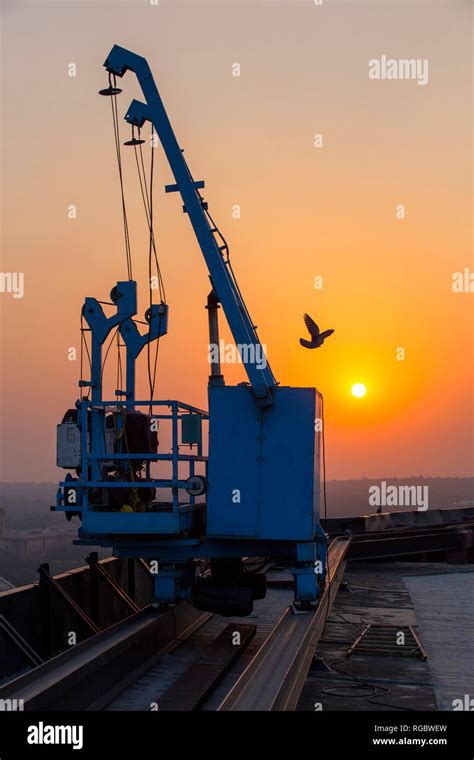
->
104, 45, 276, 404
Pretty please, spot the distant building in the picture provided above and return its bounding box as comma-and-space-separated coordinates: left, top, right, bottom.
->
0, 506, 76, 559
0, 529, 75, 560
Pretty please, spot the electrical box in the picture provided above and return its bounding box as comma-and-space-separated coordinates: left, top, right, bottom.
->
56, 423, 115, 469
181, 413, 202, 446
206, 385, 321, 541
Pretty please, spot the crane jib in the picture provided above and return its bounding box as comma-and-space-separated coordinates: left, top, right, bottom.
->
104, 45, 276, 404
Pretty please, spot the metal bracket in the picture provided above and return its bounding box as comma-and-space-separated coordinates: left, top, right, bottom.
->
37, 563, 100, 636
0, 615, 43, 668
165, 181, 204, 193
86, 553, 140, 614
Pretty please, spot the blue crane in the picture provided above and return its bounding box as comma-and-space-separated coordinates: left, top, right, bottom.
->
55, 46, 327, 615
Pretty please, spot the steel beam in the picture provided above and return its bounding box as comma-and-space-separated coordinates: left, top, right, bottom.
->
217, 536, 350, 711
0, 604, 211, 711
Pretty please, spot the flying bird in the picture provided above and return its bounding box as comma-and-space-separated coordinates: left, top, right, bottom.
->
300, 313, 334, 349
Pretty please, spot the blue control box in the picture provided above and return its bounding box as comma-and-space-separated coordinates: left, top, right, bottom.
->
207, 385, 322, 541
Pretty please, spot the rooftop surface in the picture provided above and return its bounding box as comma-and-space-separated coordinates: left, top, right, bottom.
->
404, 570, 474, 710
297, 562, 474, 712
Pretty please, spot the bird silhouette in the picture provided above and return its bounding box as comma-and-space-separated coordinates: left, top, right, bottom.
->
299, 313, 334, 348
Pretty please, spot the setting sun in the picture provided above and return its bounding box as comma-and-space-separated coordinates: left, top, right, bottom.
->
351, 383, 367, 399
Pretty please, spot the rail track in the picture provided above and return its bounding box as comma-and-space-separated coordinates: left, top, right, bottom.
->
217, 534, 349, 711
0, 537, 350, 712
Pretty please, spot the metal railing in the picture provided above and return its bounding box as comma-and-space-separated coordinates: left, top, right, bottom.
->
58, 399, 208, 515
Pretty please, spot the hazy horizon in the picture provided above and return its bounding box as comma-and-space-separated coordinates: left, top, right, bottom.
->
1, 0, 472, 482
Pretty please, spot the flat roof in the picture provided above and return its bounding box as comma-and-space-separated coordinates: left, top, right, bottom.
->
297, 562, 474, 711
403, 571, 474, 710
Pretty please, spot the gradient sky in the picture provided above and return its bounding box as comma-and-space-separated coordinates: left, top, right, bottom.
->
0, 0, 472, 481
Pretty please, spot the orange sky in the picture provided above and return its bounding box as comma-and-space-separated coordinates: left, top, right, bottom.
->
0, 0, 472, 481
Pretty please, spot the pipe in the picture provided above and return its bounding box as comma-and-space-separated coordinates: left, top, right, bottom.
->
205, 290, 224, 385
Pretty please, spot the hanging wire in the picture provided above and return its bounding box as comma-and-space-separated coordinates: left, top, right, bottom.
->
131, 123, 165, 411
180, 146, 258, 342
320, 392, 332, 638
203, 201, 260, 343
101, 327, 119, 385
147, 124, 159, 411
180, 149, 266, 375
80, 313, 92, 400
108, 73, 133, 281
116, 330, 123, 393
132, 126, 166, 303
141, 136, 166, 303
